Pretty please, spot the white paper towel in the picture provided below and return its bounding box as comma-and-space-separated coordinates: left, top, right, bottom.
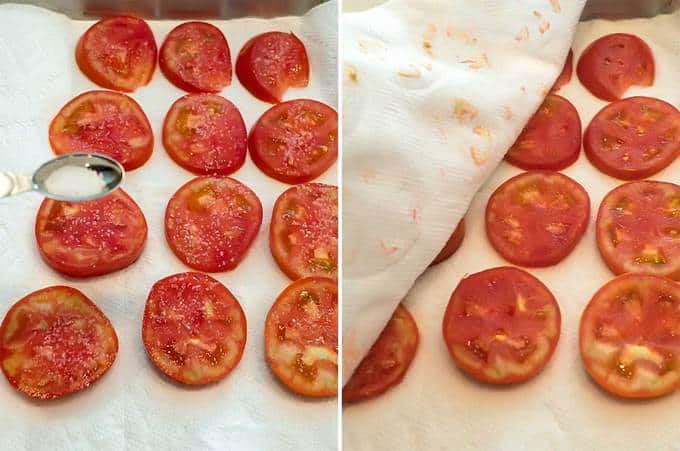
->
0, 3, 338, 451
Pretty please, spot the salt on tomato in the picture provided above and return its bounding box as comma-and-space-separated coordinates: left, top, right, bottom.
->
249, 99, 338, 184
431, 218, 465, 266
236, 32, 309, 104
142, 272, 247, 385
576, 33, 654, 101
343, 304, 418, 403
165, 176, 262, 272
35, 189, 147, 278
76, 16, 157, 92
270, 183, 338, 280
596, 181, 680, 280
443, 267, 561, 385
579, 274, 680, 399
265, 277, 337, 397
163, 93, 247, 175
159, 22, 231, 93
584, 96, 680, 180
550, 49, 573, 93
504, 94, 582, 171
485, 171, 590, 267
0, 286, 118, 399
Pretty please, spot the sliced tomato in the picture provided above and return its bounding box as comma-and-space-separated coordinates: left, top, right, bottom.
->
249, 99, 338, 184
236, 32, 309, 103
596, 181, 680, 280
76, 16, 157, 92
159, 22, 231, 93
264, 277, 337, 397
442, 267, 561, 384
584, 96, 680, 180
165, 176, 262, 272
35, 189, 147, 278
49, 90, 153, 171
142, 272, 246, 385
504, 94, 582, 171
550, 49, 573, 93
579, 274, 680, 398
163, 94, 247, 175
343, 304, 418, 402
431, 218, 465, 266
270, 183, 338, 280
0, 286, 118, 399
576, 33, 654, 101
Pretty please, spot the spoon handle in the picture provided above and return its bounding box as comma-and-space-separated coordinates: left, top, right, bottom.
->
0, 173, 33, 199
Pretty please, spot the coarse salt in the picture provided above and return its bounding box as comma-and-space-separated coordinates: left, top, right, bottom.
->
44, 165, 107, 199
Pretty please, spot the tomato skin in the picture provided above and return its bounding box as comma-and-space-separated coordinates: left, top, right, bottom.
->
550, 49, 573, 93
430, 219, 465, 266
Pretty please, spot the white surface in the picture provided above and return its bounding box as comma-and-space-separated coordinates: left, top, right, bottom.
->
343, 8, 680, 451
0, 3, 337, 451
43, 164, 106, 198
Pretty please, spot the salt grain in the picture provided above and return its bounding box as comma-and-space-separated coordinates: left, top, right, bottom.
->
44, 165, 107, 199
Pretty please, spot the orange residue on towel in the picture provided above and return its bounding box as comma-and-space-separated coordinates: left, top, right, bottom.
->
424, 63, 433, 71
470, 145, 488, 166
380, 240, 399, 254
515, 26, 529, 42
503, 105, 514, 120
452, 98, 478, 122
520, 85, 527, 94
473, 125, 491, 140
538, 85, 550, 97
434, 113, 449, 143
360, 168, 377, 182
424, 24, 437, 41
533, 10, 542, 18
539, 20, 551, 34
446, 24, 455, 38
411, 208, 419, 223
358, 39, 384, 51
346, 64, 358, 84
461, 53, 488, 69
397, 66, 421, 78
549, 0, 561, 13
423, 39, 434, 56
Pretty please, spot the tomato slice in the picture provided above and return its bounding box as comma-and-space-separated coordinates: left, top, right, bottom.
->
35, 189, 147, 278
249, 99, 338, 184
579, 274, 680, 398
264, 277, 338, 397
343, 304, 419, 403
576, 33, 654, 101
142, 272, 246, 385
76, 16, 157, 92
270, 183, 338, 280
504, 94, 582, 171
584, 96, 680, 180
165, 176, 262, 272
550, 49, 573, 93
431, 218, 465, 266
443, 267, 561, 385
0, 286, 118, 399
236, 32, 309, 103
596, 181, 680, 280
485, 171, 590, 267
163, 93, 247, 175
159, 22, 231, 93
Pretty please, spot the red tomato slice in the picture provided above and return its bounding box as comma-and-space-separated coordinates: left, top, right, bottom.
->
163, 94, 247, 175
576, 33, 654, 101
249, 99, 338, 184
142, 272, 246, 385
596, 181, 680, 280
35, 189, 147, 278
504, 94, 582, 171
159, 22, 231, 93
236, 32, 309, 103
264, 277, 338, 397
584, 96, 680, 180
76, 16, 157, 92
443, 267, 561, 385
431, 218, 465, 266
550, 49, 573, 93
270, 183, 338, 280
165, 176, 262, 272
579, 274, 680, 398
49, 90, 153, 171
486, 171, 590, 267
0, 286, 118, 399
343, 304, 419, 403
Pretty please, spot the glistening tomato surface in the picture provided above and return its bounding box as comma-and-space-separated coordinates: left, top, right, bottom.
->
596, 181, 680, 280
76, 16, 157, 92
265, 277, 337, 397
485, 171, 590, 267
35, 189, 147, 278
236, 32, 309, 103
576, 33, 654, 101
142, 272, 247, 385
163, 94, 247, 175
443, 267, 561, 384
579, 274, 680, 398
504, 94, 582, 171
159, 22, 231, 93
343, 304, 419, 403
550, 49, 573, 93
49, 90, 154, 171
431, 219, 465, 266
249, 99, 338, 184
165, 176, 262, 272
584, 96, 680, 180
0, 286, 118, 399
270, 183, 338, 280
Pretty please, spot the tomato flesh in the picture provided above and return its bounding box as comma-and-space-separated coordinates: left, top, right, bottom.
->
431, 219, 465, 265
550, 49, 573, 93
